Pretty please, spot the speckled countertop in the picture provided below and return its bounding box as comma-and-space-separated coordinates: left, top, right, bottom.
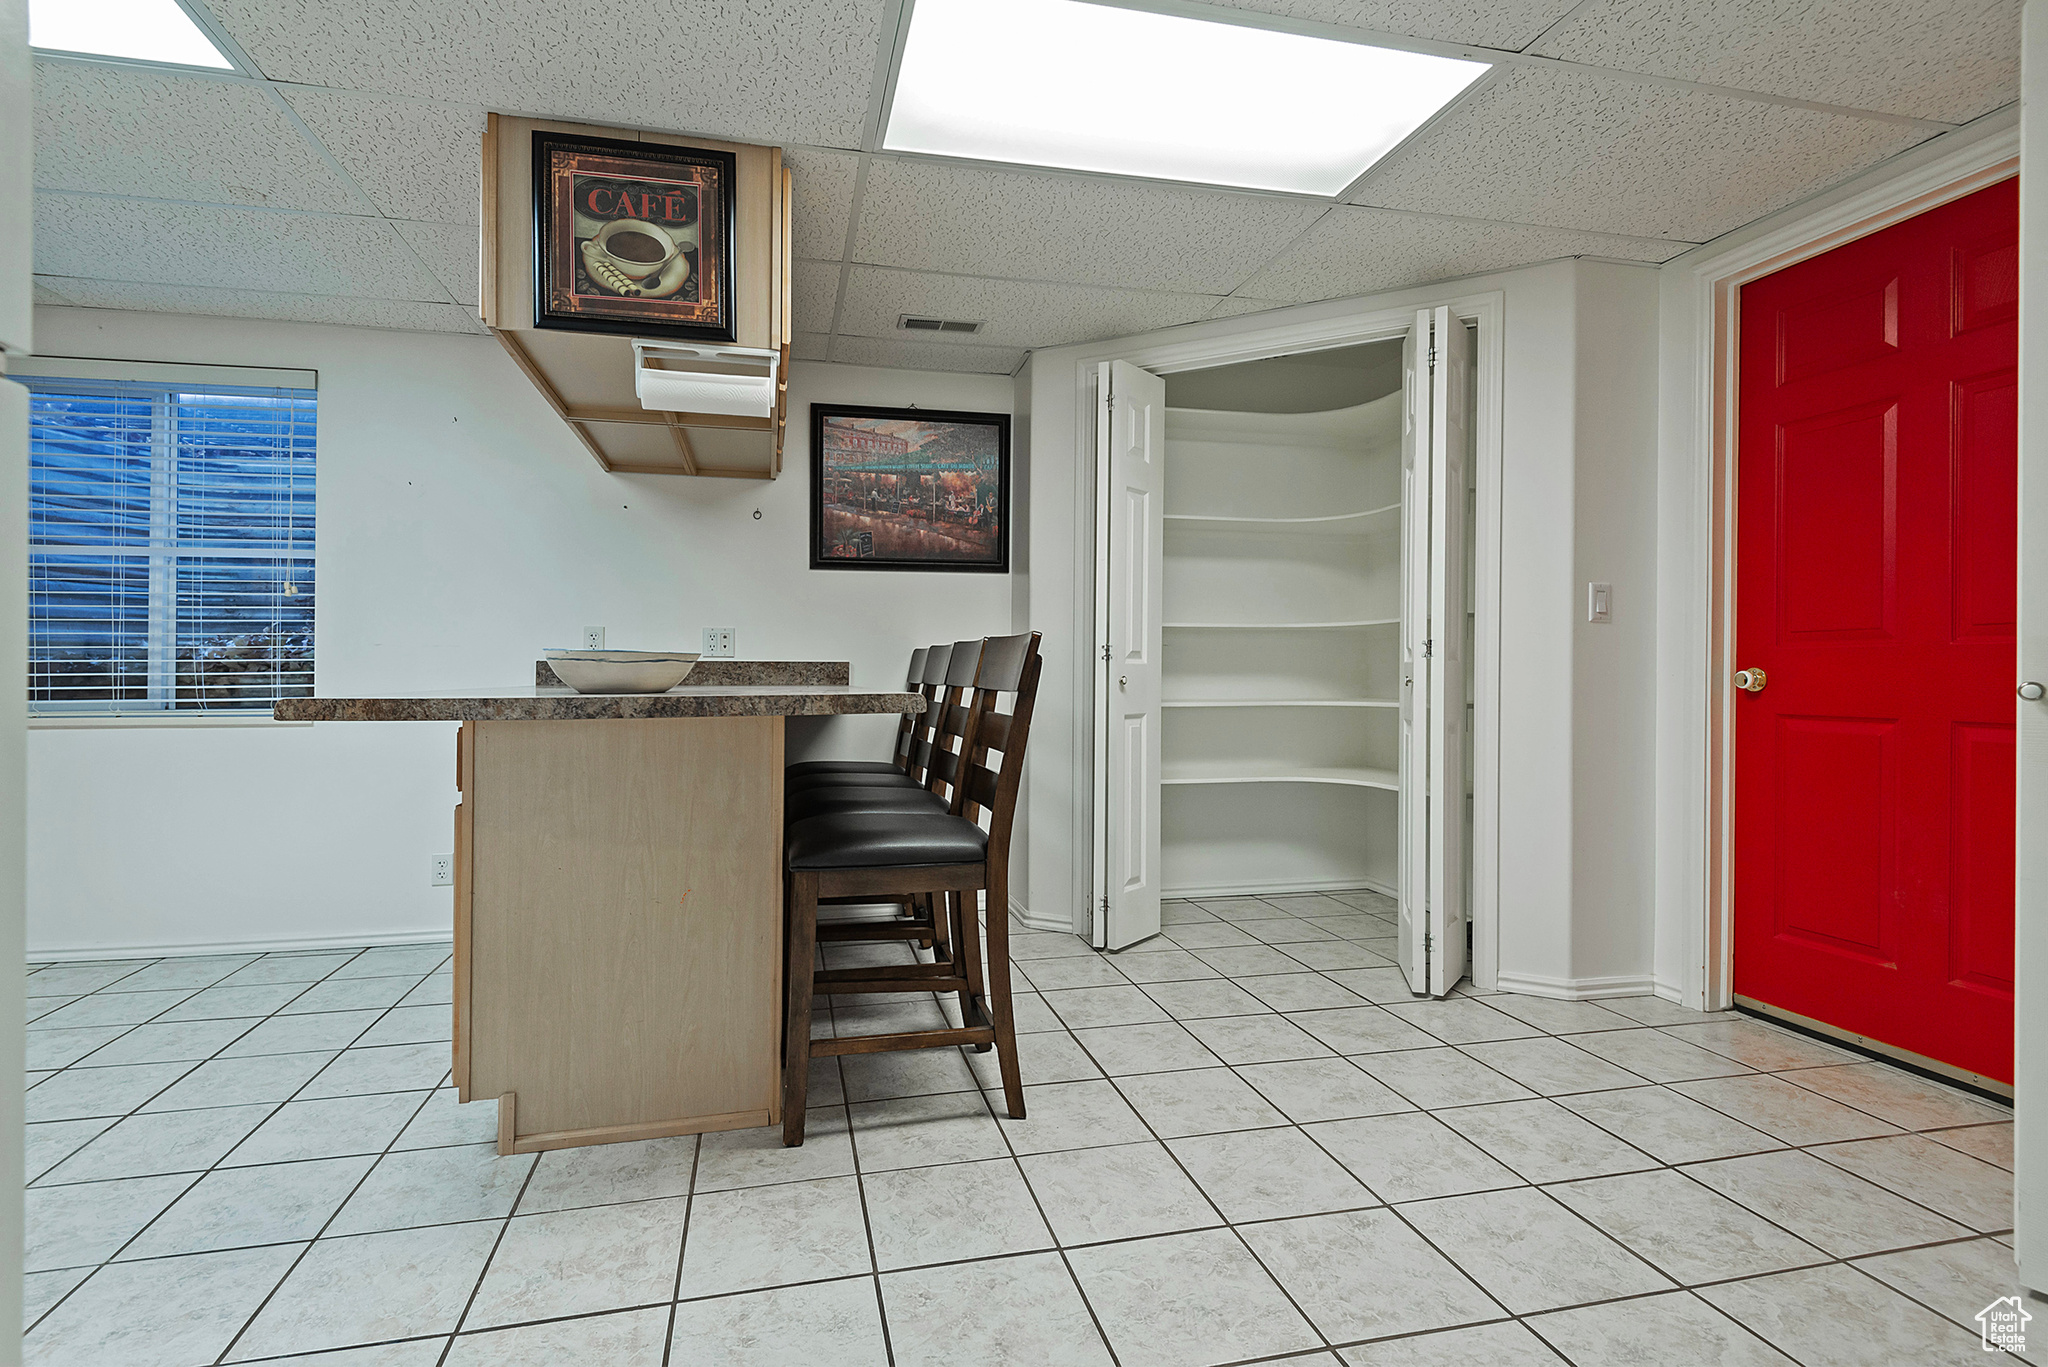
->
274, 684, 923, 723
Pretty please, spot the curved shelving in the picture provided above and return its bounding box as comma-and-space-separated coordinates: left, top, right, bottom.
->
1161, 762, 1399, 791
1162, 698, 1397, 709
1164, 503, 1400, 535
1164, 618, 1399, 631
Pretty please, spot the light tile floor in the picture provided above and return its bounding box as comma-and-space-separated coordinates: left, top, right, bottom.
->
18, 892, 2030, 1365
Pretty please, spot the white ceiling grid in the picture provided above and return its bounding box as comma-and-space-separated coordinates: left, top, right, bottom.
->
28, 0, 2016, 373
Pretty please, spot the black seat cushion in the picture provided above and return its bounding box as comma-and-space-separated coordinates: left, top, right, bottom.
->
785, 784, 947, 825
786, 759, 902, 777
787, 770, 924, 795
787, 810, 988, 870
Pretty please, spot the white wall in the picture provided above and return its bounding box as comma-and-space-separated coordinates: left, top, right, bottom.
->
25, 306, 1015, 957
3, 0, 32, 1347
2009, 0, 2045, 1291
1565, 263, 1662, 990
1018, 260, 1664, 995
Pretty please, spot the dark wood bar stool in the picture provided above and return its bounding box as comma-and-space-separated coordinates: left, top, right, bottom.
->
801, 641, 982, 975
785, 644, 929, 785
780, 630, 1042, 1145
787, 642, 953, 796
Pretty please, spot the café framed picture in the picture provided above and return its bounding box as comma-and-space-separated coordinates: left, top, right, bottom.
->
810, 405, 1010, 573
531, 131, 736, 342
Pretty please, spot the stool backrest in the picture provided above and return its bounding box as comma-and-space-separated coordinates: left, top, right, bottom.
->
921, 639, 983, 799
904, 643, 953, 785
890, 646, 930, 773
950, 632, 1043, 864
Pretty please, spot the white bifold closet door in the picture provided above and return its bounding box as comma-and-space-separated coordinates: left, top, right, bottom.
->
1397, 306, 1471, 996
1093, 359, 1167, 951
1095, 321, 1467, 988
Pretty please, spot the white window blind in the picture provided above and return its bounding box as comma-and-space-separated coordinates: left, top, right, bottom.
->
24, 372, 316, 716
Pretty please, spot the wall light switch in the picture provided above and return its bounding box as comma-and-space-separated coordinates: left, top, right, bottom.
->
582, 626, 606, 650
1588, 582, 1612, 623
703, 627, 736, 658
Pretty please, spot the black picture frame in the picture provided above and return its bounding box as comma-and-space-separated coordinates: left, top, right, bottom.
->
810, 404, 1011, 573
531, 130, 738, 344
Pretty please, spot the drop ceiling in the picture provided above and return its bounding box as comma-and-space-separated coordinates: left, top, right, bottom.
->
28, 0, 2019, 374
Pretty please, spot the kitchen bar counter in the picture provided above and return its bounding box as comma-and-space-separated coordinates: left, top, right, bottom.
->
274, 683, 923, 722
274, 664, 919, 1155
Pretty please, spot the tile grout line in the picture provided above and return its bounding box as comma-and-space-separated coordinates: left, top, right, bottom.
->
25, 944, 441, 1340
20, 913, 2016, 1364
655, 1125, 705, 1367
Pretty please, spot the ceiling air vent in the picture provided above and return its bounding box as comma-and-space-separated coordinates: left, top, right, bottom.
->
899, 315, 984, 335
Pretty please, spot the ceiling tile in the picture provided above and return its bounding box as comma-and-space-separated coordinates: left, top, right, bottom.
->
34, 61, 363, 213
828, 335, 1025, 375
32, 279, 75, 305
280, 88, 484, 223
209, 0, 882, 147
35, 276, 486, 333
851, 158, 1326, 294
1235, 206, 1685, 303
783, 146, 860, 263
1193, 0, 1580, 50
793, 332, 830, 362
392, 220, 480, 307
32, 193, 451, 300
1207, 297, 1293, 320
1350, 65, 1928, 241
1530, 0, 2019, 125
839, 267, 1219, 349
794, 260, 843, 335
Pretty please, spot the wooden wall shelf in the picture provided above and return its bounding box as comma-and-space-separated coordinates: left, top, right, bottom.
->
481, 114, 792, 478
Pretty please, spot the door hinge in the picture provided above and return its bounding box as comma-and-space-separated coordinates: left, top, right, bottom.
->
1101, 643, 1113, 662
1422, 639, 1434, 658
1105, 390, 1115, 414
1100, 894, 1110, 916
1427, 344, 1438, 370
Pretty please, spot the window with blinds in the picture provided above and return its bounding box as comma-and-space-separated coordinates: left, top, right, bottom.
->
25, 372, 316, 716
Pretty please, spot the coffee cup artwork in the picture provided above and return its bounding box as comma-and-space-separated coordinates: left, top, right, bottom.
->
534, 131, 737, 342
582, 217, 696, 299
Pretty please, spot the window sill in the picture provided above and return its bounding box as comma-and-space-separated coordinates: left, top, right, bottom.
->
28, 715, 313, 730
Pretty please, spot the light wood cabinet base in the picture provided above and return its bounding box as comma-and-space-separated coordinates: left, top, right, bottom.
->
454, 717, 785, 1152
492, 1091, 773, 1156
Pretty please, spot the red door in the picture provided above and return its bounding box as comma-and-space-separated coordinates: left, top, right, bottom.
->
1734, 177, 2018, 1086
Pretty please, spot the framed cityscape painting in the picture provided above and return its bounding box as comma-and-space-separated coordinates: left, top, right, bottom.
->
531, 130, 736, 342
810, 405, 1010, 573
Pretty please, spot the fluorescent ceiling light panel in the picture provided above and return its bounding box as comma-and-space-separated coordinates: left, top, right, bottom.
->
30, 0, 234, 68
884, 0, 1488, 195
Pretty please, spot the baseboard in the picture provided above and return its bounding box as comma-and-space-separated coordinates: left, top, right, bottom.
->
1008, 895, 1073, 935
1164, 876, 1396, 900
28, 928, 455, 963
1493, 971, 1658, 1002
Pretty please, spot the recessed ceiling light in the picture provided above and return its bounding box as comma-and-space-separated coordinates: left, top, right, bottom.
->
30, 0, 234, 69
883, 0, 1488, 196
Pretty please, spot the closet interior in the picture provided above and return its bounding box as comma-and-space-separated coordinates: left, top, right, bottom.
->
1157, 341, 1408, 899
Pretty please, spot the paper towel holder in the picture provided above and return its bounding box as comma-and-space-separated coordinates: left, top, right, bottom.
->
632, 340, 780, 419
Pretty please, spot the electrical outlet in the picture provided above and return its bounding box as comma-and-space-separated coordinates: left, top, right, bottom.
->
430, 854, 454, 887
702, 627, 736, 658
582, 626, 606, 650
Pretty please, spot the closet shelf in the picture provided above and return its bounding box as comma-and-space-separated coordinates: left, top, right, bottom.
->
1164, 618, 1399, 631
1164, 503, 1400, 535
1162, 698, 1398, 709
1161, 762, 1399, 791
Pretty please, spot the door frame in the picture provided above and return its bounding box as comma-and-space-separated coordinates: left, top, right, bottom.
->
1077, 291, 1506, 987
1665, 114, 2019, 1019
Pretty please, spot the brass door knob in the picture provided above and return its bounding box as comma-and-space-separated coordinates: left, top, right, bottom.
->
1734, 668, 1767, 693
